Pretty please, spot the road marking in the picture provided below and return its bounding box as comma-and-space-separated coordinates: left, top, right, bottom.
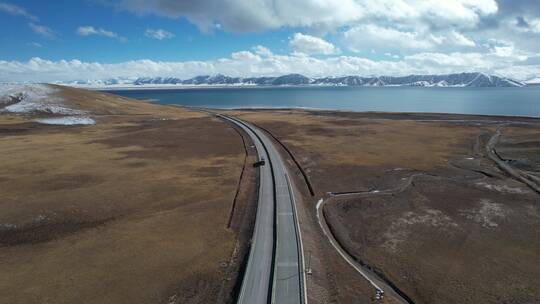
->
287, 173, 308, 304
277, 262, 299, 267
220, 114, 306, 304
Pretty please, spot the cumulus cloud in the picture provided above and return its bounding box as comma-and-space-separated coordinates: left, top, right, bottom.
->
116, 0, 499, 33
145, 28, 174, 40
0, 2, 38, 21
77, 26, 127, 42
289, 33, 339, 55
117, 0, 364, 32
104, 0, 540, 74
344, 25, 435, 52
111, 0, 540, 56
29, 22, 55, 38
343, 24, 478, 54
252, 45, 273, 57
447, 31, 476, 47
1, 45, 537, 83
2, 0, 539, 83
512, 17, 540, 34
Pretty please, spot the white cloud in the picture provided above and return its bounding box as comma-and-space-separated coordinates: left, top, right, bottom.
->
28, 42, 42, 48
117, 0, 498, 33
118, 0, 365, 32
111, 0, 540, 58
512, 17, 540, 34
252, 45, 273, 57
145, 28, 174, 40
1, 44, 537, 83
529, 19, 540, 33
343, 24, 478, 54
447, 30, 476, 47
289, 33, 339, 55
2, 0, 539, 84
482, 39, 529, 61
405, 52, 491, 70
343, 25, 435, 52
76, 26, 127, 42
363, 0, 497, 21
230, 50, 260, 61
0, 3, 56, 40
0, 2, 38, 21
28, 22, 55, 38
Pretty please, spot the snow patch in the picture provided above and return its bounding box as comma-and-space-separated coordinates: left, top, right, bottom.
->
0, 84, 84, 115
7, 103, 84, 115
35, 116, 95, 125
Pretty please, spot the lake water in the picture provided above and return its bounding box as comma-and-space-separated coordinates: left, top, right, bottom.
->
107, 86, 540, 117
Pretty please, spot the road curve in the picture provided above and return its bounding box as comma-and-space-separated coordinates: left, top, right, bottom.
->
218, 114, 305, 304
316, 198, 411, 304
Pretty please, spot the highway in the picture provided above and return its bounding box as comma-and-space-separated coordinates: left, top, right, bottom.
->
218, 114, 305, 304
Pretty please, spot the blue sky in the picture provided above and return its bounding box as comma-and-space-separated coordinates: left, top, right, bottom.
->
0, 1, 297, 62
0, 0, 539, 82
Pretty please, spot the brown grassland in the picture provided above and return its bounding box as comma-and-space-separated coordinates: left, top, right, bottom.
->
228, 109, 540, 304
2, 85, 539, 304
0, 86, 257, 304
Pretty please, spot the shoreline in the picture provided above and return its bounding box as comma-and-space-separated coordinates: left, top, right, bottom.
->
179, 105, 540, 120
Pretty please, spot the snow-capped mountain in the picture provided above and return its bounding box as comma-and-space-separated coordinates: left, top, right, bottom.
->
57, 77, 137, 86
311, 73, 523, 87
525, 77, 540, 85
68, 72, 525, 88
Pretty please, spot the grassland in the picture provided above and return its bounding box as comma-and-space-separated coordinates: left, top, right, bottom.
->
0, 86, 256, 304
3, 85, 539, 304
229, 109, 540, 304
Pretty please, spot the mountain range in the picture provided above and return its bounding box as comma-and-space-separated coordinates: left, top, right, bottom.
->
65, 72, 526, 87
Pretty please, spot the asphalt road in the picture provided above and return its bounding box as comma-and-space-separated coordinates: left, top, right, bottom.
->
219, 115, 304, 304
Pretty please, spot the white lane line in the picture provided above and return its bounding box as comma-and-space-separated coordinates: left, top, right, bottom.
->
277, 262, 299, 267
224, 115, 273, 304
287, 173, 308, 304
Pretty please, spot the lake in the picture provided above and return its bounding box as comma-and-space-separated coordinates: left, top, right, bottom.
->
107, 86, 540, 117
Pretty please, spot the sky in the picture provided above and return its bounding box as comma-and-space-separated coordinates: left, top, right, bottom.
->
0, 0, 539, 82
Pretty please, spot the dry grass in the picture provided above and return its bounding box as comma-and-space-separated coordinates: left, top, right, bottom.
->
0, 86, 247, 304
229, 110, 496, 193
229, 109, 540, 304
